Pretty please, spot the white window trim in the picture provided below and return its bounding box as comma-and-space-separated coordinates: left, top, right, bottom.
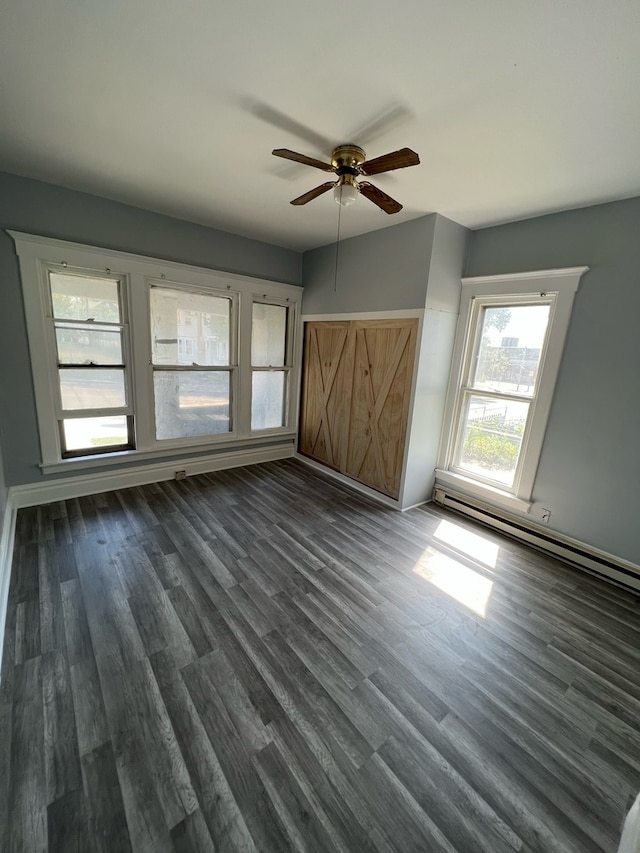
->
10, 231, 302, 471
436, 267, 588, 513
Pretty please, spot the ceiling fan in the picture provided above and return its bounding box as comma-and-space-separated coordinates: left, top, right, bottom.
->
272, 144, 420, 214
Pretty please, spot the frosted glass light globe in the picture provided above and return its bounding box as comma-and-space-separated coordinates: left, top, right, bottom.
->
334, 183, 358, 206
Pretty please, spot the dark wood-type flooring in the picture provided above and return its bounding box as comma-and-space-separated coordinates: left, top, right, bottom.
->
1, 459, 639, 852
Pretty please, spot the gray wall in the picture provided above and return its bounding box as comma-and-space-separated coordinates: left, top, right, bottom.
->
466, 196, 640, 565
0, 171, 302, 487
402, 215, 469, 507
302, 215, 437, 314
427, 214, 468, 314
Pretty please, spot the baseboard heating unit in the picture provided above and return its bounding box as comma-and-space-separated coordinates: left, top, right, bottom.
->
432, 487, 640, 595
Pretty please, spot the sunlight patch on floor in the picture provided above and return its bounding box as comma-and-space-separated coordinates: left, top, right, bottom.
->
433, 519, 499, 569
413, 550, 494, 617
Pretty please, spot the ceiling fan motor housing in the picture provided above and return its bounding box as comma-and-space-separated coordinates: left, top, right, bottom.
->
332, 145, 365, 193
331, 145, 366, 173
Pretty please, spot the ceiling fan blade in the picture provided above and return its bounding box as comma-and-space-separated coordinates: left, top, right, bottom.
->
273, 149, 336, 172
347, 104, 413, 148
358, 182, 403, 214
360, 147, 420, 176
244, 99, 334, 153
290, 182, 337, 206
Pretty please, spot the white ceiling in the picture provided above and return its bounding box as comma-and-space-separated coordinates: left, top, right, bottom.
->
1, 0, 639, 252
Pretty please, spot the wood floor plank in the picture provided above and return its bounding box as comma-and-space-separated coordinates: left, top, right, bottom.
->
8, 657, 47, 853
112, 727, 175, 853
181, 654, 290, 853
254, 740, 339, 853
60, 579, 93, 666
68, 655, 109, 756
268, 711, 381, 853
2, 458, 640, 851
170, 808, 216, 853
261, 628, 374, 770
38, 541, 67, 655
128, 587, 198, 669
81, 741, 132, 853
166, 584, 215, 659
15, 596, 40, 664
149, 648, 258, 853
208, 609, 284, 727
42, 649, 82, 804
129, 657, 199, 829
378, 733, 522, 853
47, 788, 88, 853
353, 751, 459, 853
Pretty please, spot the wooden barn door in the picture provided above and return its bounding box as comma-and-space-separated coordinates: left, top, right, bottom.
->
345, 319, 418, 498
299, 321, 355, 471
299, 318, 418, 499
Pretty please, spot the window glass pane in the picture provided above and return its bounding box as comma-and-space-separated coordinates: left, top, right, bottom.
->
62, 416, 129, 451
457, 395, 530, 487
252, 371, 286, 430
49, 273, 121, 322
153, 371, 230, 439
252, 303, 287, 367
55, 324, 122, 365
472, 305, 550, 397
150, 288, 230, 366
59, 368, 126, 410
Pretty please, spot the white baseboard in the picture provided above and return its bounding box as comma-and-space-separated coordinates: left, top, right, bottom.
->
294, 454, 402, 509
0, 493, 17, 682
433, 487, 640, 594
11, 442, 295, 509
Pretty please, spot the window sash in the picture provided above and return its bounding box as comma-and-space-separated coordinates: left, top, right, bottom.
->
251, 368, 289, 431
152, 369, 233, 440
450, 389, 531, 488
251, 302, 289, 368
49, 270, 123, 323
59, 415, 135, 458
250, 299, 293, 432
149, 282, 235, 369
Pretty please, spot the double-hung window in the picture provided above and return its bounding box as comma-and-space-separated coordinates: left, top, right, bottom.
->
251, 301, 291, 431
48, 269, 134, 457
437, 268, 588, 511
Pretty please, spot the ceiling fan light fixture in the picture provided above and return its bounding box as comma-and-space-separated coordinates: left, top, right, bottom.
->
334, 181, 359, 207
275, 143, 418, 213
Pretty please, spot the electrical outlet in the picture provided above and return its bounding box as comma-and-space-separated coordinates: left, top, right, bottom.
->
530, 503, 551, 524
175, 470, 187, 480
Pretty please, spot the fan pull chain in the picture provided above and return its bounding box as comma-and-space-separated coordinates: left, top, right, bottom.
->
333, 201, 343, 293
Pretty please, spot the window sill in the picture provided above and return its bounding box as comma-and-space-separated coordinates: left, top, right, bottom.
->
40, 432, 297, 475
434, 469, 532, 514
